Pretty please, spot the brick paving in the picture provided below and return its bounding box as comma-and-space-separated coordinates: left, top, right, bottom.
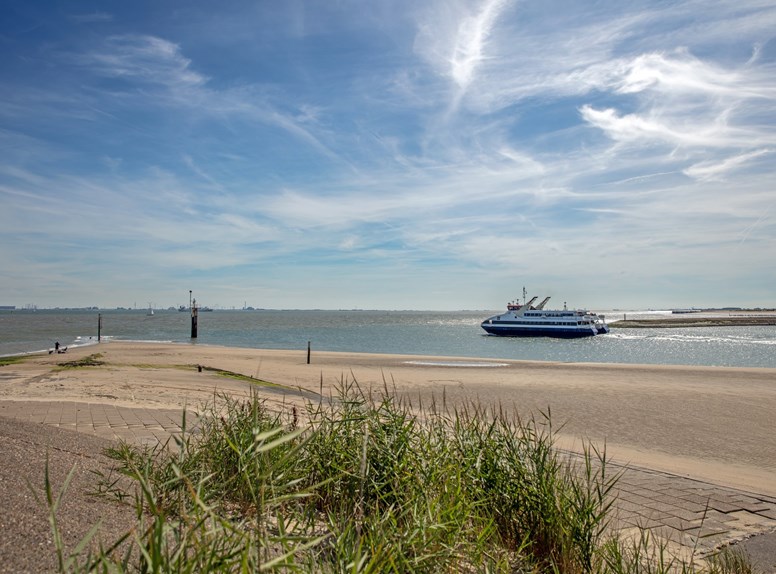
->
608, 463, 776, 556
0, 400, 199, 446
2, 399, 775, 560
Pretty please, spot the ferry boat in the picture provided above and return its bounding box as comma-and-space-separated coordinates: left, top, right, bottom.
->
481, 295, 609, 338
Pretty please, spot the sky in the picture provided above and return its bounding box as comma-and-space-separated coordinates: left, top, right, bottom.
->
1, 1, 775, 311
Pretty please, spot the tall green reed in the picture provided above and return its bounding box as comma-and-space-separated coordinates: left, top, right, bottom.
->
43, 376, 756, 573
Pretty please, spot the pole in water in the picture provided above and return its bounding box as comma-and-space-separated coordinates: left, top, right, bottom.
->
98, 313, 102, 342
307, 341, 311, 364
191, 298, 198, 339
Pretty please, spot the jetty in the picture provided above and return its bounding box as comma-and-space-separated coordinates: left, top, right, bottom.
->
611, 315, 776, 328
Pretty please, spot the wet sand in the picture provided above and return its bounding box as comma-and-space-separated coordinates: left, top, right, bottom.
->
2, 340, 775, 496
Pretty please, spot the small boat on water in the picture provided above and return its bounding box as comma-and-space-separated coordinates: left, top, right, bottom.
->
482, 294, 609, 338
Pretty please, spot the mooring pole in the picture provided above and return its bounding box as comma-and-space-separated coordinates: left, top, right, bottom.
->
191, 298, 198, 339
307, 341, 311, 364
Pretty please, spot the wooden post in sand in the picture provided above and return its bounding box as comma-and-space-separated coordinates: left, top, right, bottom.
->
97, 313, 102, 342
307, 341, 311, 364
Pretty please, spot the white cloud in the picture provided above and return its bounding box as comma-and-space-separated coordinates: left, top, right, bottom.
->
76, 35, 208, 88
412, 0, 514, 115
450, 0, 512, 90
339, 235, 359, 250
615, 49, 776, 100
580, 46, 776, 154
683, 149, 773, 181
67, 35, 344, 162
579, 105, 717, 146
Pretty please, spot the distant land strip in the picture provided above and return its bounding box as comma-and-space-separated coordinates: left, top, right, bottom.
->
611, 316, 776, 328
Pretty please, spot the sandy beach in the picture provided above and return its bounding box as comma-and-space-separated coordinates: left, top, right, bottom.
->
2, 340, 774, 497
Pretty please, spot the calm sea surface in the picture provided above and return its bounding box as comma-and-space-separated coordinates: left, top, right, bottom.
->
1, 309, 775, 368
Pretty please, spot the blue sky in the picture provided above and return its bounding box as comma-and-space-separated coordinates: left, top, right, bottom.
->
1, 1, 775, 310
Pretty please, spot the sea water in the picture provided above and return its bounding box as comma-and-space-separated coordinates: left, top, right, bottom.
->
1, 309, 775, 368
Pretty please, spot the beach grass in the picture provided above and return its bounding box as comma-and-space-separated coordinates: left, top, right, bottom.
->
195, 364, 286, 388
47, 378, 758, 573
0, 355, 28, 366
56, 353, 105, 369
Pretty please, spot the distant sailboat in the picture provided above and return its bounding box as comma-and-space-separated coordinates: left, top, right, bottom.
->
147, 303, 154, 316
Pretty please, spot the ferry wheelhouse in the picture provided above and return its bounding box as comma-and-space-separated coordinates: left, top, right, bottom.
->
481, 295, 609, 338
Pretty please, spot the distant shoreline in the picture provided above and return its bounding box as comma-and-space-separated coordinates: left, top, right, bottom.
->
611, 316, 776, 328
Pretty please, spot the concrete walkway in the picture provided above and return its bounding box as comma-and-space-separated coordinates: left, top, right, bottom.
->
1, 399, 775, 570
609, 462, 776, 559
0, 400, 197, 447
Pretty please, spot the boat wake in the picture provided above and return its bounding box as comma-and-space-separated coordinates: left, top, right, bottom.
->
607, 332, 776, 346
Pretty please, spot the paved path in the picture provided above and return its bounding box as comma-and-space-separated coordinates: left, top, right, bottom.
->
2, 399, 775, 568
0, 400, 197, 446
610, 463, 776, 558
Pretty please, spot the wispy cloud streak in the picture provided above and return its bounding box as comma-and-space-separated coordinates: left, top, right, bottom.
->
74, 35, 208, 88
